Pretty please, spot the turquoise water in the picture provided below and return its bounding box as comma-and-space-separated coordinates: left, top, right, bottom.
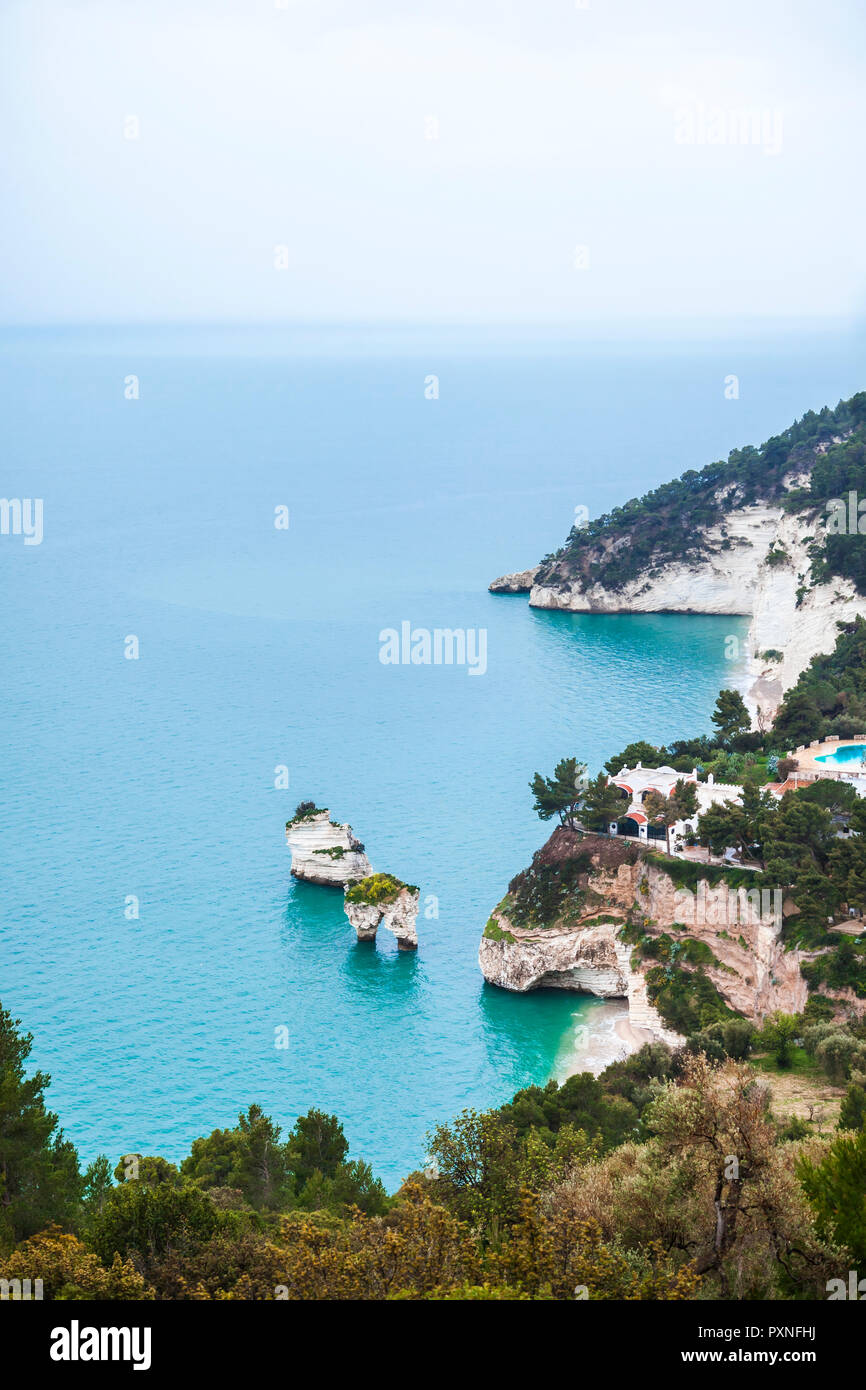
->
1, 326, 861, 1186
816, 745, 866, 766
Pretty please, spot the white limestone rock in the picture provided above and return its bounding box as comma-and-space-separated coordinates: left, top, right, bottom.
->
744, 508, 865, 726
489, 567, 541, 594
479, 914, 630, 996
286, 810, 372, 886
344, 878, 420, 950
499, 462, 866, 726
344, 900, 381, 941
479, 910, 682, 1050
528, 503, 777, 618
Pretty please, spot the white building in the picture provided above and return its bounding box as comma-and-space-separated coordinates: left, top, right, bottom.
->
608, 763, 742, 845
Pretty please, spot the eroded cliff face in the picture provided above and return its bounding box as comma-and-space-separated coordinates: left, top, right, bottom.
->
478, 832, 808, 1050
527, 504, 776, 618
492, 473, 866, 724
480, 913, 629, 995
345, 887, 419, 950
637, 865, 807, 1019
479, 846, 677, 1046
286, 811, 372, 886
743, 509, 865, 726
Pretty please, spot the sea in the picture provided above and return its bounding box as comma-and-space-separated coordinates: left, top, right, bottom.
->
1, 321, 862, 1186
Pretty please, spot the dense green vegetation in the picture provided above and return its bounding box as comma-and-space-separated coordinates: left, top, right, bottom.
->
0, 1005, 81, 1250
5, 1001, 864, 1302
802, 937, 866, 999
529, 757, 588, 830
344, 872, 417, 905
645, 965, 737, 1034
540, 392, 866, 594
503, 848, 594, 929
482, 916, 516, 943
773, 616, 866, 745
631, 931, 717, 967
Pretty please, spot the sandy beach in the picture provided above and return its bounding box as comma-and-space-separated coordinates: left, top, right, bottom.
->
553, 999, 655, 1080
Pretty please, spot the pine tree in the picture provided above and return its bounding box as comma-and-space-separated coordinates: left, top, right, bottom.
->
711, 688, 751, 746
581, 772, 627, 833
0, 1002, 82, 1249
798, 1124, 866, 1264
529, 758, 588, 830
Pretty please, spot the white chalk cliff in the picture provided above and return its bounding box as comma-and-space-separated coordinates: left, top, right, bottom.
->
744, 507, 865, 726
286, 811, 372, 886
493, 460, 866, 725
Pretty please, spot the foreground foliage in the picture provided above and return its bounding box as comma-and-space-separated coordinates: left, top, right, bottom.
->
2, 1003, 861, 1301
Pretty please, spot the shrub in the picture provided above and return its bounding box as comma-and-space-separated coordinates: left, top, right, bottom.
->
287, 801, 324, 827
645, 965, 737, 1034
0, 1227, 153, 1300
505, 852, 592, 929
815, 1031, 866, 1085
345, 873, 416, 906
839, 1079, 866, 1131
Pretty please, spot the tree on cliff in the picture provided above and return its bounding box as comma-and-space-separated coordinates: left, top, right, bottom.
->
697, 783, 776, 862
762, 795, 835, 890
0, 1003, 82, 1249
529, 758, 588, 831
829, 796, 866, 914
603, 741, 661, 775
580, 772, 627, 833
675, 779, 699, 817
711, 689, 751, 746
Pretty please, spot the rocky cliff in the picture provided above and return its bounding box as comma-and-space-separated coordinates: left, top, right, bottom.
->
286, 810, 372, 886
488, 567, 540, 594
521, 497, 866, 726
490, 399, 866, 723
478, 831, 807, 1052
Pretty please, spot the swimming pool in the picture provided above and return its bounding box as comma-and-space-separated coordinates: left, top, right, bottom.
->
815, 744, 866, 767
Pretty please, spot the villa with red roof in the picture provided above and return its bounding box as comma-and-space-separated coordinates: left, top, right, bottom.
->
608, 762, 741, 846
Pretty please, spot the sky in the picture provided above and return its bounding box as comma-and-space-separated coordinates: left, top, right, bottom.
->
1, 0, 865, 326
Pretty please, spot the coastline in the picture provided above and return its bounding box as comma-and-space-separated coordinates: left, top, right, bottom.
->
553, 998, 655, 1080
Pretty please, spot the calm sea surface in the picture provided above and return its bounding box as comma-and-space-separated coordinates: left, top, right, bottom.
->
1, 324, 861, 1185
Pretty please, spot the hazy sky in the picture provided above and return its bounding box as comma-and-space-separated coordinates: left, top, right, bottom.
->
1, 0, 864, 325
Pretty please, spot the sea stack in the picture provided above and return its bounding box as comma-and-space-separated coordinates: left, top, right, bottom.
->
286, 805, 372, 886
344, 874, 420, 950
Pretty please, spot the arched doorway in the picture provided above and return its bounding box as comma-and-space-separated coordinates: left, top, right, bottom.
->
617, 816, 644, 839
